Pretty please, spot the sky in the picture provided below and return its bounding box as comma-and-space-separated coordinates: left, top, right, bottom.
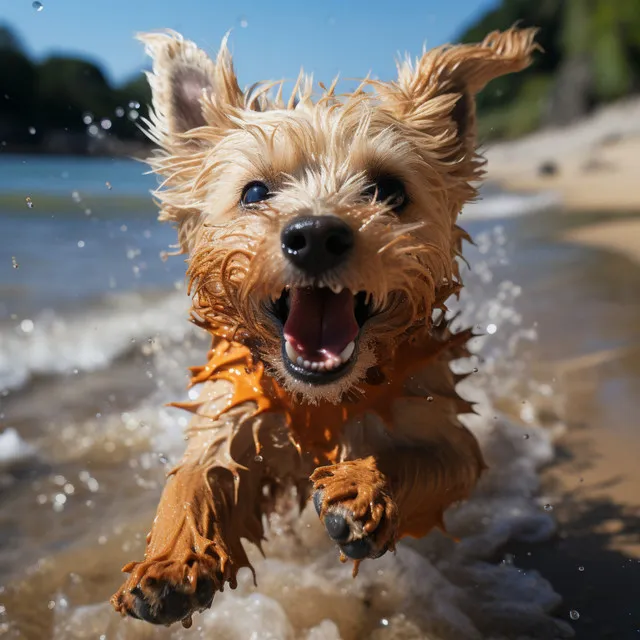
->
0, 0, 498, 87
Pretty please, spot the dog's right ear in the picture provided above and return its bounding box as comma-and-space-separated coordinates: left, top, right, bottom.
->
137, 31, 244, 150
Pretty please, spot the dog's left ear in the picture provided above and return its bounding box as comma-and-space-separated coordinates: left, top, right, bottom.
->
378, 27, 539, 160
137, 30, 244, 150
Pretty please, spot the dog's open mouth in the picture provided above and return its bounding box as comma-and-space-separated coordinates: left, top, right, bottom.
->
271, 287, 372, 384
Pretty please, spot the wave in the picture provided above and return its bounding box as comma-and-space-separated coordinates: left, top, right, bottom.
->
0, 290, 191, 392
461, 188, 560, 220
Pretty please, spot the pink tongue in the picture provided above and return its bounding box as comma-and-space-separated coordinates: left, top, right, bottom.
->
283, 288, 358, 360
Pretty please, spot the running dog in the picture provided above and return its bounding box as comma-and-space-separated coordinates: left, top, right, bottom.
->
111, 26, 538, 627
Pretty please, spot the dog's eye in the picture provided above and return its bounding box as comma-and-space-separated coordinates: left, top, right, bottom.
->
364, 176, 407, 212
241, 181, 271, 206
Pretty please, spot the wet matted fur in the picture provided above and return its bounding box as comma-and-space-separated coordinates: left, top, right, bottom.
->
111, 27, 539, 628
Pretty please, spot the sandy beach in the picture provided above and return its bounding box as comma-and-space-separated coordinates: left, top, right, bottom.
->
485, 98, 640, 639
486, 96, 640, 264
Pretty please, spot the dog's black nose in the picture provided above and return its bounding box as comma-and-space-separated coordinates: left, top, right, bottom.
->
281, 215, 354, 275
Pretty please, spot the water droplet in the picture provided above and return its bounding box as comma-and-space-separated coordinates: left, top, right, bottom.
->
486, 323, 497, 335
77, 240, 85, 248
128, 101, 140, 109
158, 453, 168, 464
100, 118, 112, 130
28, 126, 36, 135
115, 106, 125, 117
427, 396, 434, 402
569, 609, 580, 621
47, 600, 55, 610
472, 367, 478, 373
20, 319, 34, 333
32, 1, 43, 11
25, 196, 33, 208
578, 566, 585, 572
239, 17, 249, 27
11, 256, 18, 269
105, 181, 112, 190
254, 455, 263, 463
128, 109, 139, 121
523, 434, 530, 440
87, 124, 99, 137
543, 503, 553, 511
82, 112, 93, 125
71, 190, 81, 203
380, 618, 389, 627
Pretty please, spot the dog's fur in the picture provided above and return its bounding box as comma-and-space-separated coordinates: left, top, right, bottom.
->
111, 27, 538, 627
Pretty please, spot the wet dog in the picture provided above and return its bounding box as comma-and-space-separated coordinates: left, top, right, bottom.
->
111, 27, 538, 627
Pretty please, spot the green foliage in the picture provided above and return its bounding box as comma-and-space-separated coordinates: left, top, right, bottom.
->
477, 74, 552, 141
0, 23, 148, 152
458, 0, 640, 140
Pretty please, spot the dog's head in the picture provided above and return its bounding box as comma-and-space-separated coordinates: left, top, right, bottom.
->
139, 28, 537, 404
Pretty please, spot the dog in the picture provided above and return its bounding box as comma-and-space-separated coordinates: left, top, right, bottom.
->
111, 27, 538, 627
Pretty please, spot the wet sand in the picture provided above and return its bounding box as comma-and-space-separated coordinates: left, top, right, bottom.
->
495, 210, 640, 639
484, 99, 640, 635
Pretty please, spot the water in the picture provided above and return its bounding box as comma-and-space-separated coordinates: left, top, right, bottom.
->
2, 154, 633, 638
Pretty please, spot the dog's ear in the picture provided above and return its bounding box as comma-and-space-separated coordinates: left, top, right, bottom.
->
378, 27, 539, 160
137, 30, 243, 149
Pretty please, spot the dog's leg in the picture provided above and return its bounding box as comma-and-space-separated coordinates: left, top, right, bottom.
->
311, 423, 485, 562
111, 379, 302, 626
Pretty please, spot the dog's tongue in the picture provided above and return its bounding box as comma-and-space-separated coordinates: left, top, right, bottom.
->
284, 288, 358, 359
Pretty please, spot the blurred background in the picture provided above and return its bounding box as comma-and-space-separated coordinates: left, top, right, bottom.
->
0, 1, 639, 638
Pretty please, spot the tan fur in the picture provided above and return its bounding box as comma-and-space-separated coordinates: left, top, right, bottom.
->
111, 27, 538, 627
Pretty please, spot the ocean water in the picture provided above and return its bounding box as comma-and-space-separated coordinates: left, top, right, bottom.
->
0, 155, 577, 639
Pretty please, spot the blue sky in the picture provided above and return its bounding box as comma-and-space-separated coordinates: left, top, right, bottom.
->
1, 0, 497, 86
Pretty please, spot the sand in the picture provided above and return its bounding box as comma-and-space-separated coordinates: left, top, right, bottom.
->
485, 97, 640, 215
484, 98, 640, 639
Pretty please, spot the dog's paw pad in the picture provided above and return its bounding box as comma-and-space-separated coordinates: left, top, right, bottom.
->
324, 512, 351, 543
112, 558, 218, 626
313, 489, 389, 560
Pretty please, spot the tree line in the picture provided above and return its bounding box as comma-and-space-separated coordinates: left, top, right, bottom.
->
458, 0, 640, 139
2, 1, 640, 154
0, 24, 150, 155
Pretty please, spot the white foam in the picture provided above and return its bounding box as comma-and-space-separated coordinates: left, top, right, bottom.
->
0, 291, 191, 392
461, 190, 560, 220
0, 428, 37, 466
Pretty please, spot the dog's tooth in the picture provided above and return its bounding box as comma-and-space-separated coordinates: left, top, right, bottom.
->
303, 360, 312, 369
331, 284, 344, 294
317, 362, 326, 371
285, 340, 299, 362
339, 341, 355, 362
296, 356, 304, 366
311, 362, 319, 370
325, 359, 335, 370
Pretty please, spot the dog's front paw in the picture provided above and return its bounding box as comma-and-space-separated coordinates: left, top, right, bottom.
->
310, 457, 398, 561
111, 552, 224, 627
